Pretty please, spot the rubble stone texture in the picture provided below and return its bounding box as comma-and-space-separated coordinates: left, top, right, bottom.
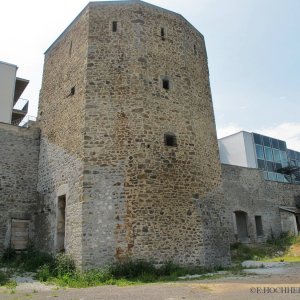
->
0, 123, 40, 253
222, 164, 300, 243
37, 1, 231, 269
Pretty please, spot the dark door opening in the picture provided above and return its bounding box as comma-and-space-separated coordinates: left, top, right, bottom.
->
296, 215, 300, 233
235, 211, 248, 241
57, 195, 66, 252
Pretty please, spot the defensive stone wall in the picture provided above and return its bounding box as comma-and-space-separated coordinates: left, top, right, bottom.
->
0, 122, 40, 253
222, 164, 300, 243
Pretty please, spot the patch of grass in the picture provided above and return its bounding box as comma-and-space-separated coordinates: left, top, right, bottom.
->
231, 232, 300, 263
267, 232, 298, 249
5, 279, 17, 290
263, 256, 300, 263
231, 242, 269, 262
0, 270, 10, 286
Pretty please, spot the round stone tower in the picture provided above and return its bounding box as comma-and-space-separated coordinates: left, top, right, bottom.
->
38, 0, 230, 269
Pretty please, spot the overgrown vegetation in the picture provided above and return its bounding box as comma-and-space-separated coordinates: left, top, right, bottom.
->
0, 243, 54, 272
231, 232, 300, 263
0, 270, 10, 286
4, 234, 298, 288
0, 245, 231, 288
36, 259, 226, 288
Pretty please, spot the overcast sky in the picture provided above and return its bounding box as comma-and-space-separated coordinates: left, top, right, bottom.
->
1, 0, 299, 150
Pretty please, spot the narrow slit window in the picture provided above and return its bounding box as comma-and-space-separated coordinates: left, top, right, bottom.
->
69, 41, 72, 56
161, 27, 165, 40
164, 133, 177, 147
112, 21, 118, 32
162, 79, 170, 90
194, 44, 197, 55
70, 86, 75, 96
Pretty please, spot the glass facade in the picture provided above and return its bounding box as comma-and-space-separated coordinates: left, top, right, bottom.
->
252, 133, 290, 183
287, 149, 300, 184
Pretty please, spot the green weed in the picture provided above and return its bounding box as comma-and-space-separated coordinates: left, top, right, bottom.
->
5, 279, 17, 289
0, 270, 9, 286
231, 232, 300, 263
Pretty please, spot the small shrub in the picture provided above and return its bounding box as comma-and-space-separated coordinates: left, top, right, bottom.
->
5, 279, 17, 289
267, 232, 297, 249
1, 246, 16, 262
156, 261, 179, 276
36, 264, 52, 282
230, 243, 268, 262
54, 253, 76, 277
19, 247, 54, 272
0, 270, 9, 286
110, 260, 156, 279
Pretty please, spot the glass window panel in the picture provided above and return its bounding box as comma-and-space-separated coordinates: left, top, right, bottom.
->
253, 133, 262, 144
256, 144, 264, 159
288, 150, 295, 159
278, 140, 286, 151
268, 172, 277, 181
283, 175, 290, 183
263, 136, 271, 147
267, 161, 274, 172
276, 173, 285, 182
264, 147, 273, 161
273, 149, 281, 162
257, 159, 266, 170
275, 163, 282, 172
271, 139, 279, 149
297, 152, 300, 160
280, 151, 288, 164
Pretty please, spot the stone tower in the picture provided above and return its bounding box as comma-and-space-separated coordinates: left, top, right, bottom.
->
37, 0, 230, 269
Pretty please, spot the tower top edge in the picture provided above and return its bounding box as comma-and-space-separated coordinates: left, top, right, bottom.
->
44, 0, 204, 55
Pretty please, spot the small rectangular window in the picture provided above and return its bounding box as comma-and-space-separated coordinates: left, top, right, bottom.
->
255, 216, 263, 236
162, 79, 170, 90
164, 133, 177, 147
112, 21, 118, 32
161, 27, 165, 40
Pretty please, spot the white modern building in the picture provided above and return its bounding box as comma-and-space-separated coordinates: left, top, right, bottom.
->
219, 131, 300, 184
0, 61, 29, 125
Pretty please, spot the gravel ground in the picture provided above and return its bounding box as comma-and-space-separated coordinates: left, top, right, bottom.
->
1, 262, 300, 300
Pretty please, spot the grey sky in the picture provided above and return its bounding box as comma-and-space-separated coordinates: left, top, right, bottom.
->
1, 0, 299, 149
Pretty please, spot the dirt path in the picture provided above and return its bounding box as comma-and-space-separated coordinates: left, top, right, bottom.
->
1, 263, 300, 300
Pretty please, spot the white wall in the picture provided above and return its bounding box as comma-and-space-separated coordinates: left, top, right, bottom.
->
218, 131, 257, 168
243, 132, 257, 168
0, 61, 17, 124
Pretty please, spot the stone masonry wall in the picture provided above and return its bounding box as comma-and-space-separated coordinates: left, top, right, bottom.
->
81, 1, 230, 268
222, 164, 300, 243
0, 122, 40, 253
36, 6, 90, 266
